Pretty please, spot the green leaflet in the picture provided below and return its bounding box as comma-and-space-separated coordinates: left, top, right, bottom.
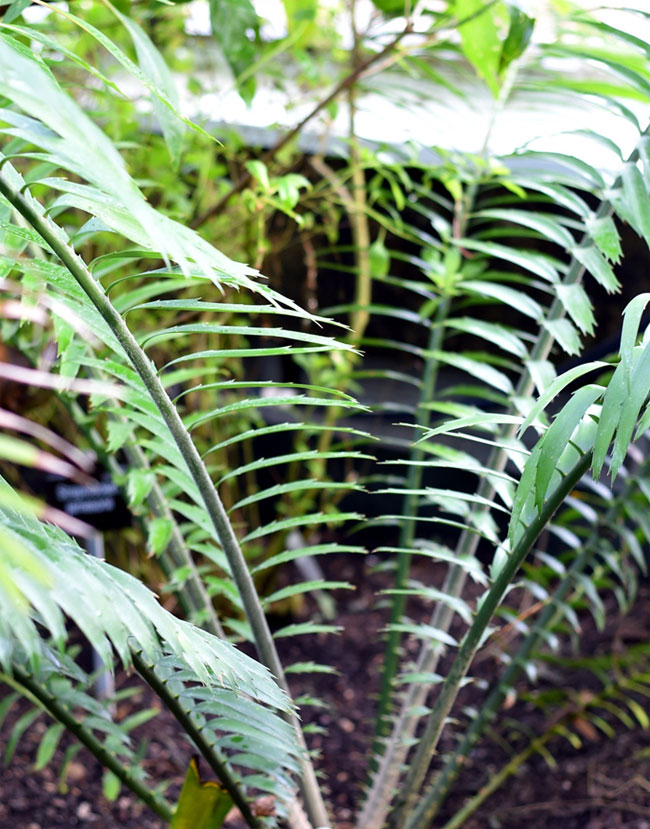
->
455, 238, 560, 283
0, 48, 255, 287
113, 12, 186, 166
34, 722, 65, 771
209, 0, 258, 104
620, 293, 650, 369
622, 163, 650, 245
573, 245, 621, 293
610, 344, 650, 480
147, 517, 174, 555
474, 208, 575, 249
443, 317, 528, 357
263, 580, 353, 607
454, 0, 508, 96
542, 318, 582, 356
592, 357, 633, 480
459, 279, 543, 320
534, 384, 604, 513
518, 360, 608, 436
555, 283, 595, 335
585, 215, 623, 264
370, 0, 407, 16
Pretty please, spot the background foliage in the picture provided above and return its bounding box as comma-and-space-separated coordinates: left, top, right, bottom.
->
0, 1, 649, 828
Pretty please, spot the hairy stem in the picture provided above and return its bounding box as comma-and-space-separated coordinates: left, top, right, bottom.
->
358, 133, 644, 829
0, 177, 328, 829
421, 466, 639, 820
372, 295, 451, 748
396, 449, 592, 829
132, 652, 264, 829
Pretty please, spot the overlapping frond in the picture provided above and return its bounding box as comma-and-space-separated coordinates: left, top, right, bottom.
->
356, 8, 650, 828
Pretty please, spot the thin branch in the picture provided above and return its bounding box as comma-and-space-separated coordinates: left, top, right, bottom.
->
189, 22, 414, 231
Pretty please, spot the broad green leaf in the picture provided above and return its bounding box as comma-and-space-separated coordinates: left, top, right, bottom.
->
499, 5, 534, 72
147, 517, 173, 555
246, 160, 270, 191
454, 0, 508, 96
370, 0, 406, 16
276, 173, 310, 210
209, 0, 258, 104
283, 0, 317, 37
369, 239, 391, 278
171, 757, 233, 829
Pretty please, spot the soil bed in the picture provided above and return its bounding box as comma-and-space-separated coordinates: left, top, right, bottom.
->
1, 555, 649, 829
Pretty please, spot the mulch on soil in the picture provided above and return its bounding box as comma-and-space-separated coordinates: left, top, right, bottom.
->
1, 555, 649, 829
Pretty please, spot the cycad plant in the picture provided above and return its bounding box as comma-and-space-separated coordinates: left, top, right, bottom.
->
1, 2, 650, 828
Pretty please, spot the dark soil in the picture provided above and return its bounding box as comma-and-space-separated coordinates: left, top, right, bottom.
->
1, 555, 649, 829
